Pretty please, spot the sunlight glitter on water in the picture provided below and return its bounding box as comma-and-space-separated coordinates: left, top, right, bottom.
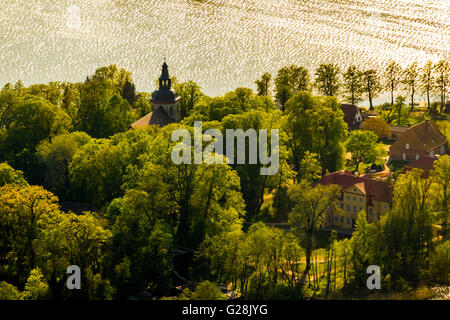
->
0, 0, 448, 96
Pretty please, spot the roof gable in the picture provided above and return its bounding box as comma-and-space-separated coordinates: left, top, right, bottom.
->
318, 171, 392, 203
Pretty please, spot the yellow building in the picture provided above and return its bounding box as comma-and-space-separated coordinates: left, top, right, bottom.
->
319, 171, 392, 230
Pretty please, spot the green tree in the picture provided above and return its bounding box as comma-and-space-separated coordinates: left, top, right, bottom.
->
434, 59, 449, 114
384, 60, 402, 107
37, 132, 91, 199
299, 152, 322, 184
381, 169, 433, 286
69, 138, 127, 206
361, 117, 391, 139
35, 211, 112, 299
402, 62, 419, 111
61, 82, 82, 128
192, 281, 227, 300
342, 65, 364, 105
174, 80, 204, 119
288, 182, 341, 285
0, 282, 21, 300
275, 65, 310, 110
0, 162, 28, 187
350, 210, 377, 290
393, 96, 407, 125
134, 92, 153, 118
255, 72, 272, 96
283, 92, 347, 178
362, 69, 381, 110
346, 130, 379, 173
22, 268, 49, 300
429, 240, 449, 284
221, 109, 293, 220
0, 185, 60, 286
430, 155, 450, 239
78, 67, 134, 138
5, 96, 72, 154
183, 96, 241, 123
420, 61, 434, 112
121, 80, 137, 105
108, 189, 173, 297
314, 63, 340, 97
0, 89, 20, 128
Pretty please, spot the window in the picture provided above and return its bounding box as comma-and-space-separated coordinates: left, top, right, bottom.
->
359, 198, 362, 202
429, 151, 434, 157
403, 153, 406, 160
346, 195, 350, 200
353, 196, 356, 201
340, 203, 344, 209
406, 143, 409, 150
384, 204, 387, 209
335, 216, 338, 222
353, 188, 357, 192
347, 217, 350, 225
353, 206, 356, 213
416, 154, 419, 160
359, 207, 363, 212
346, 205, 350, 211
377, 212, 380, 220
369, 207, 373, 214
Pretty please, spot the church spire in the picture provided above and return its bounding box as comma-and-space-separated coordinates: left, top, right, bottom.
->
159, 61, 171, 90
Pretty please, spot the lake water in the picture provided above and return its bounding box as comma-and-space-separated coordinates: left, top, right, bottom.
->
0, 0, 448, 97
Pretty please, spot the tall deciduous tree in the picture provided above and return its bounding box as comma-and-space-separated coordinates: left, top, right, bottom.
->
384, 60, 402, 107
362, 69, 381, 110
342, 65, 364, 105
431, 155, 450, 239
381, 169, 433, 286
346, 130, 379, 173
174, 80, 204, 119
37, 132, 91, 199
420, 61, 434, 112
255, 72, 272, 96
288, 182, 341, 285
283, 92, 347, 178
402, 62, 419, 111
435, 59, 449, 114
0, 162, 28, 187
314, 63, 340, 97
0, 185, 60, 286
275, 65, 310, 111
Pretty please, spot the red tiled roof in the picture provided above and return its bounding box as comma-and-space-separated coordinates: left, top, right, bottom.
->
407, 120, 447, 151
131, 107, 175, 129
404, 156, 437, 171
318, 170, 392, 203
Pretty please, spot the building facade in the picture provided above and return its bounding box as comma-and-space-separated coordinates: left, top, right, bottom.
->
318, 171, 392, 230
389, 120, 447, 162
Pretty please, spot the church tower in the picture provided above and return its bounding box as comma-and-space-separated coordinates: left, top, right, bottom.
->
131, 61, 181, 129
151, 62, 181, 122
